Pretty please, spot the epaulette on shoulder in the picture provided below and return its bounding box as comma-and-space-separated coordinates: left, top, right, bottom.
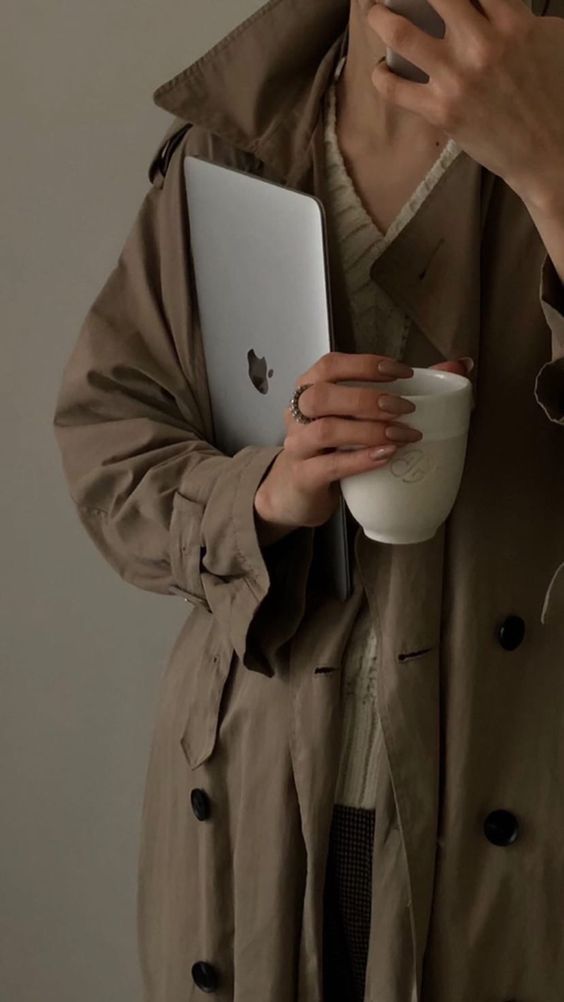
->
148, 120, 192, 188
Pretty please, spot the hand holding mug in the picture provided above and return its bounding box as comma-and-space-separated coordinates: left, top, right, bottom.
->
253, 351, 473, 546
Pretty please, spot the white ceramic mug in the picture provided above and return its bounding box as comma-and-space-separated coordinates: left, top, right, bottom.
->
339, 368, 474, 544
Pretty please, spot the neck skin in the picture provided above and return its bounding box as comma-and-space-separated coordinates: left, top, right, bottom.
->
336, 0, 449, 154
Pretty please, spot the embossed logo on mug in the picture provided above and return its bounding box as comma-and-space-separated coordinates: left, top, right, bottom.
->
389, 449, 434, 484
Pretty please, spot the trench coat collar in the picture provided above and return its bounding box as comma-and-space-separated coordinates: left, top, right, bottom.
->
153, 0, 543, 171
153, 0, 542, 366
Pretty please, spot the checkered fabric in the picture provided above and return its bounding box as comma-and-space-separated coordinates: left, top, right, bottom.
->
322, 803, 376, 1002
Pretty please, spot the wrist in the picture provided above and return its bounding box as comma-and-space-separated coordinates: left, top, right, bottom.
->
511, 163, 564, 219
253, 484, 297, 547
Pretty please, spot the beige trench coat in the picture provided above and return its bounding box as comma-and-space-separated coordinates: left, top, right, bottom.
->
52, 0, 564, 999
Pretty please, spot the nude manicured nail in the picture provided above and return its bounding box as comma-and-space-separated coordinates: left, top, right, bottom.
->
385, 424, 423, 442
370, 444, 398, 459
378, 359, 414, 378
378, 394, 416, 415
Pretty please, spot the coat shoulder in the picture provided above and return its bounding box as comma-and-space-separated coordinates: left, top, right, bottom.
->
148, 117, 264, 189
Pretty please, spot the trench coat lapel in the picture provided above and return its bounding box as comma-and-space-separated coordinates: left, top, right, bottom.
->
288, 92, 498, 370
369, 157, 496, 369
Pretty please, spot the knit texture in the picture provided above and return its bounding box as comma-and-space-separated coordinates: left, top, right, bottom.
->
323, 71, 461, 809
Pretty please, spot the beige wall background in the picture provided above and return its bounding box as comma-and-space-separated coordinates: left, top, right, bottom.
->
2, 1, 262, 998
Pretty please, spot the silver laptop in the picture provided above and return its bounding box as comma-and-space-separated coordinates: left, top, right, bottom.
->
184, 154, 351, 601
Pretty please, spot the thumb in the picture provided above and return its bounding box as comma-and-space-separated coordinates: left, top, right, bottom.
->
430, 357, 474, 377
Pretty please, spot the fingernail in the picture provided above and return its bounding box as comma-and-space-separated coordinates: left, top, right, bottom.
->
378, 394, 417, 415
460, 356, 474, 374
370, 444, 398, 459
378, 359, 414, 378
385, 425, 423, 443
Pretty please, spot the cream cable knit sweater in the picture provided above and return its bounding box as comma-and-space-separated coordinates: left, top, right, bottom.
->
323, 65, 461, 810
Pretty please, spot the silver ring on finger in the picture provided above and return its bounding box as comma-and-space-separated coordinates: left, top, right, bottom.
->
289, 383, 314, 424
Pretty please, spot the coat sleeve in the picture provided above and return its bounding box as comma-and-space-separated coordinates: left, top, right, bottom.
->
52, 127, 315, 672
534, 250, 564, 425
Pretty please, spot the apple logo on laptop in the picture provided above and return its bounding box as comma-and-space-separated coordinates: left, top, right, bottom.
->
247, 349, 274, 395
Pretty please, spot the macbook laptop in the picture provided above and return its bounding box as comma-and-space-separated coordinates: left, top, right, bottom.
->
184, 154, 352, 602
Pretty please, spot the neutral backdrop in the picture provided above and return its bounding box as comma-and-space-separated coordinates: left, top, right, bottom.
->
2, 2, 262, 999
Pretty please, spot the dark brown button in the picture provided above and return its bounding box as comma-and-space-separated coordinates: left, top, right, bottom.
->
483, 809, 519, 846
497, 615, 525, 651
191, 788, 211, 821
191, 960, 219, 992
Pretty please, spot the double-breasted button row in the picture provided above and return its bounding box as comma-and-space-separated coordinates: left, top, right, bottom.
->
190, 792, 218, 990
483, 616, 525, 848
483, 616, 524, 844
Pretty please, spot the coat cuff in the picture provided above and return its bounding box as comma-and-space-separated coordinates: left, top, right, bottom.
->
534, 251, 564, 425
176, 445, 315, 674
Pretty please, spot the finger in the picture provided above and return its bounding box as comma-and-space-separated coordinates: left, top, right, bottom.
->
284, 414, 423, 460
429, 0, 521, 29
404, 0, 489, 32
473, 0, 529, 19
370, 59, 441, 122
296, 351, 414, 388
430, 360, 471, 376
431, 359, 476, 411
367, 2, 443, 77
300, 444, 399, 491
296, 380, 417, 422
